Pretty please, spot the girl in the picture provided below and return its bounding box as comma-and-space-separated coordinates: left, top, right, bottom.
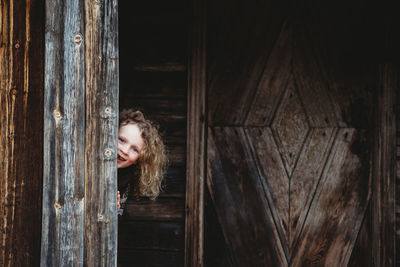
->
117, 109, 167, 215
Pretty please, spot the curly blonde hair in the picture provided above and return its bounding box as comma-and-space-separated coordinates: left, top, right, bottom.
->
119, 109, 167, 200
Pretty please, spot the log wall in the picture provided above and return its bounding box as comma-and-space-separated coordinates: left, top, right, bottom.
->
0, 0, 44, 266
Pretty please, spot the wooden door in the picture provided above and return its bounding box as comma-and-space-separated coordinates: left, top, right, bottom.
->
204, 1, 382, 266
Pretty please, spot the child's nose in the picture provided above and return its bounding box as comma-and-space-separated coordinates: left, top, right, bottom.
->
120, 144, 129, 154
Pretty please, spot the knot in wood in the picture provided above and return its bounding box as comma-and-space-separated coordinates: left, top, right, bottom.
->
14, 42, 20, 49
104, 148, 114, 159
74, 34, 82, 45
11, 89, 18, 96
101, 107, 115, 118
53, 110, 62, 119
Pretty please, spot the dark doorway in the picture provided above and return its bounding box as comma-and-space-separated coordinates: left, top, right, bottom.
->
118, 1, 187, 266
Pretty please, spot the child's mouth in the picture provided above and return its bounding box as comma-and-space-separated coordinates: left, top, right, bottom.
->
118, 155, 126, 161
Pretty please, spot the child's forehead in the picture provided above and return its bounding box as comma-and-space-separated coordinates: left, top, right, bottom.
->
119, 123, 142, 134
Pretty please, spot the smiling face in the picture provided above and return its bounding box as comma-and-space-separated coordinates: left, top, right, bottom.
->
117, 124, 144, 169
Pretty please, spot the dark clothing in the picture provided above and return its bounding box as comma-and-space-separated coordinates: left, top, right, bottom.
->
117, 166, 134, 216
118, 166, 133, 194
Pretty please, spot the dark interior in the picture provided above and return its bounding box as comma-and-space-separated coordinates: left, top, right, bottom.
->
118, 0, 187, 266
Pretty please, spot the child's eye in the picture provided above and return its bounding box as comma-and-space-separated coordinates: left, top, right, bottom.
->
118, 138, 125, 143
131, 147, 138, 153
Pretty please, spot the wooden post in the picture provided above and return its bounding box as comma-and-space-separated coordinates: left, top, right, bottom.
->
41, 0, 86, 265
372, 64, 397, 266
84, 0, 119, 266
0, 0, 44, 266
185, 0, 206, 266
41, 0, 118, 266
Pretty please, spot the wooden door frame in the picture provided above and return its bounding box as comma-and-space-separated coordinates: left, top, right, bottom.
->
185, 0, 206, 266
184, 4, 397, 266
372, 64, 397, 266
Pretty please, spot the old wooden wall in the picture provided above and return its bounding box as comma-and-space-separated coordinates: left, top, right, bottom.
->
41, 0, 119, 266
397, 71, 400, 267
118, 0, 187, 266
0, 0, 44, 266
203, 0, 396, 266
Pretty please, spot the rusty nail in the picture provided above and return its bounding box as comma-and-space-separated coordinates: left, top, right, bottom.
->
11, 89, 18, 95
15, 43, 20, 49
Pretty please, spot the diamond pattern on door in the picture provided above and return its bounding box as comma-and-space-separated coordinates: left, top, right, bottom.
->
271, 79, 310, 177
206, 7, 373, 266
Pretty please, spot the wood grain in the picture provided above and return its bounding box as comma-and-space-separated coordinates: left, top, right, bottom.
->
289, 128, 337, 253
123, 198, 185, 221
291, 129, 371, 266
207, 0, 290, 125
207, 127, 288, 266
204, 187, 235, 267
0, 0, 44, 266
185, 0, 206, 265
372, 64, 397, 266
245, 127, 289, 254
245, 21, 292, 126
271, 81, 310, 176
84, 0, 119, 266
204, 0, 388, 265
41, 0, 86, 265
289, 16, 337, 128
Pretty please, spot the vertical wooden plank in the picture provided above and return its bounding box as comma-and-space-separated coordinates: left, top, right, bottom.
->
41, 0, 86, 266
185, 0, 206, 265
0, 0, 44, 266
207, 127, 288, 266
291, 129, 371, 266
372, 64, 397, 266
84, 0, 119, 266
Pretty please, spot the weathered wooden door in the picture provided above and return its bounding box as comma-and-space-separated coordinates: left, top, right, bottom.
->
203, 1, 392, 266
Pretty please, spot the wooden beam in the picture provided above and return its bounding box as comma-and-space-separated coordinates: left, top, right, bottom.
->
41, 0, 86, 265
185, 0, 206, 266
0, 0, 44, 266
84, 0, 119, 266
373, 64, 397, 266
42, 0, 119, 266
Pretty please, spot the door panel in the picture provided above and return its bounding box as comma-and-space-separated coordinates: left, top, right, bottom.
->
205, 1, 375, 265
207, 127, 287, 266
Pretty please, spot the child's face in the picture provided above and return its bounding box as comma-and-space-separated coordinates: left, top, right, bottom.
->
117, 124, 144, 168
